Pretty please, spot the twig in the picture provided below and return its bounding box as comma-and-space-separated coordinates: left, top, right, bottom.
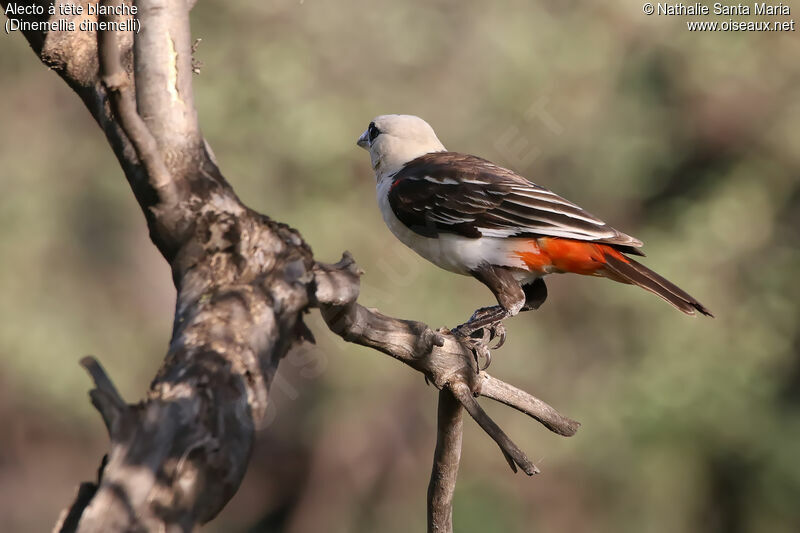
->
79, 356, 126, 435
480, 373, 580, 436
97, 0, 179, 209
427, 389, 463, 533
450, 381, 538, 475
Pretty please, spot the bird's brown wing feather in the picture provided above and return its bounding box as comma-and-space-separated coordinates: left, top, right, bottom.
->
388, 152, 644, 254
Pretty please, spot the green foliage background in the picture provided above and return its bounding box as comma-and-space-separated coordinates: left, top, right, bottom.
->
1, 1, 799, 532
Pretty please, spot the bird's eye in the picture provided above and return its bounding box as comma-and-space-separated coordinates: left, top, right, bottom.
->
368, 122, 382, 143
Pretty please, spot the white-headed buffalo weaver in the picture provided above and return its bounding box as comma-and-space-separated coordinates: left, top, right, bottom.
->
357, 114, 712, 348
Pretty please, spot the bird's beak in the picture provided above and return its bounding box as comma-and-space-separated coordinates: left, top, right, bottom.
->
356, 129, 369, 149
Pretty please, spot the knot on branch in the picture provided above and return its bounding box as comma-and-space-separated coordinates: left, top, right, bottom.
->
414, 327, 447, 356
311, 251, 362, 307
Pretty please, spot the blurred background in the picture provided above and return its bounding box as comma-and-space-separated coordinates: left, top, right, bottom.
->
2, 1, 800, 531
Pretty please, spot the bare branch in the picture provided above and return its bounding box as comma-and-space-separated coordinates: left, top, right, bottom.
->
427, 389, 463, 533
480, 373, 580, 436
97, 2, 180, 211
313, 254, 576, 477
450, 381, 538, 475
134, 0, 206, 174
313, 254, 449, 371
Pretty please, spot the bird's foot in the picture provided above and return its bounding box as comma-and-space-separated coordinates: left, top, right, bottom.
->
469, 334, 493, 371
488, 321, 507, 349
451, 305, 509, 370
452, 306, 508, 344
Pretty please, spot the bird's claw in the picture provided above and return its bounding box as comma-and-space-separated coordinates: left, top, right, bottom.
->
488, 321, 506, 350
471, 337, 492, 371
449, 330, 492, 371
451, 318, 505, 372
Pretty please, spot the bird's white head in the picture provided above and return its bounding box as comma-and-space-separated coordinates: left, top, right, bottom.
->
357, 114, 446, 180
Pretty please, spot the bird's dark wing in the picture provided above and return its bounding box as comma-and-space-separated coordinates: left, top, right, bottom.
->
388, 152, 643, 253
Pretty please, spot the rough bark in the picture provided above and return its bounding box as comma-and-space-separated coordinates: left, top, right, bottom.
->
3, 2, 580, 532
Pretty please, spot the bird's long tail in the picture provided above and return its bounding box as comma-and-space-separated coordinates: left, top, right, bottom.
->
514, 238, 713, 316
601, 253, 713, 317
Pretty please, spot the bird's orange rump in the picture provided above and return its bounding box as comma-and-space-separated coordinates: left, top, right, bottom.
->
514, 238, 630, 276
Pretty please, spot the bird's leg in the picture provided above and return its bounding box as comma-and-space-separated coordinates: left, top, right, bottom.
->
466, 264, 525, 335
454, 277, 547, 338
476, 279, 545, 348
450, 265, 527, 369
452, 305, 508, 340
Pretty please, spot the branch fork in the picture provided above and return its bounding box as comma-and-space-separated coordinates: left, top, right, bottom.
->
313, 253, 579, 530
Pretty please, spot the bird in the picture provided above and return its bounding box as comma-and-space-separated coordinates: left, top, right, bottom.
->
356, 114, 712, 346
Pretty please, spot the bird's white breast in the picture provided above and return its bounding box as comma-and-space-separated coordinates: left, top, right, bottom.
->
376, 178, 536, 282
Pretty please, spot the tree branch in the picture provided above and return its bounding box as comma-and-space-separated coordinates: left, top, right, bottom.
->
427, 389, 463, 533
97, 1, 180, 213
449, 381, 538, 475
133, 0, 206, 176
313, 253, 578, 477
480, 373, 580, 437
